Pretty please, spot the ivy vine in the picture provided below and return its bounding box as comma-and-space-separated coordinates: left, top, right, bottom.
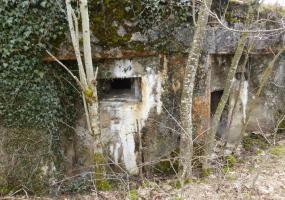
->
0, 0, 80, 193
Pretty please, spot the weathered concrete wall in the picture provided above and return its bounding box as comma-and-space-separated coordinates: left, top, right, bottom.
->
45, 1, 285, 175
249, 55, 285, 131
64, 52, 284, 175
47, 26, 285, 63
54, 49, 285, 175
210, 54, 285, 144
71, 53, 210, 174
97, 56, 164, 174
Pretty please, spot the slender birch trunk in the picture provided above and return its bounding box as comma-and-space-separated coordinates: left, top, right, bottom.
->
79, 0, 106, 187
66, 0, 92, 133
66, 0, 107, 189
79, 0, 101, 149
179, 0, 212, 181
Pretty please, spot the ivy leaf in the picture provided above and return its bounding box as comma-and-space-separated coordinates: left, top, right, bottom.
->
40, 1, 47, 8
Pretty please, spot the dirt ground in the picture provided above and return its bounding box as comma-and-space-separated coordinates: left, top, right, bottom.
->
2, 141, 285, 200
174, 146, 285, 200
135, 141, 285, 200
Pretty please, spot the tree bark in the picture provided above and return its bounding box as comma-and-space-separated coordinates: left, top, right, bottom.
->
79, 0, 107, 189
179, 0, 212, 181
79, 0, 101, 148
66, 0, 107, 189
66, 0, 87, 88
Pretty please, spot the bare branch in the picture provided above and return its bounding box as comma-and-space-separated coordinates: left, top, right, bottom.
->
204, 1, 285, 34
66, 0, 87, 87
45, 50, 84, 91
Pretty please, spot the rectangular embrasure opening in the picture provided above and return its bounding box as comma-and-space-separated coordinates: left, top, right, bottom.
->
211, 90, 229, 139
99, 77, 141, 102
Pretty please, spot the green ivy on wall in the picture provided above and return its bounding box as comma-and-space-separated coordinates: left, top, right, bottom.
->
0, 0, 67, 128
0, 1, 80, 193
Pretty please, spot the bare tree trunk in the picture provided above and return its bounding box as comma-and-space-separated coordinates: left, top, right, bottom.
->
179, 0, 212, 181
66, 0, 107, 189
79, 0, 107, 188
66, 1, 87, 88
205, 2, 256, 168
208, 31, 248, 151
66, 0, 93, 134
79, 0, 102, 155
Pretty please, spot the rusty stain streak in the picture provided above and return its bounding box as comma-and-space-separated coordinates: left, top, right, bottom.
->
43, 50, 158, 62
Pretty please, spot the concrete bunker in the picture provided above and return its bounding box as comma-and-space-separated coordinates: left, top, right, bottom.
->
43, 52, 284, 177
209, 53, 285, 147
98, 57, 163, 175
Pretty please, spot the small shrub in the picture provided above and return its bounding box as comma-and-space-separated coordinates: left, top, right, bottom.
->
255, 149, 263, 155
0, 129, 54, 195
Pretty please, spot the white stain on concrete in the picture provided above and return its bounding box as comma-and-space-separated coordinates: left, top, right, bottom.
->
240, 80, 248, 123
112, 59, 134, 77
99, 57, 163, 175
274, 61, 285, 86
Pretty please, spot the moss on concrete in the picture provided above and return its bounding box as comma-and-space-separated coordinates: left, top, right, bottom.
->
89, 0, 141, 47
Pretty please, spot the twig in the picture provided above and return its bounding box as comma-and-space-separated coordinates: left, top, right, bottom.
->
256, 118, 271, 145
192, 0, 197, 26
204, 0, 285, 34
45, 50, 84, 91
273, 114, 285, 145
136, 119, 144, 180
162, 105, 188, 135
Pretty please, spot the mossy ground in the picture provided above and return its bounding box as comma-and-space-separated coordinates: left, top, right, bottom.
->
128, 189, 138, 200
154, 159, 179, 175
223, 155, 237, 173
268, 145, 285, 156
242, 133, 269, 152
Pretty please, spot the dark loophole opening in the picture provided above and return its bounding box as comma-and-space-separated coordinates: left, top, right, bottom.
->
99, 77, 141, 101
211, 90, 229, 139
110, 78, 131, 90
211, 90, 223, 116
